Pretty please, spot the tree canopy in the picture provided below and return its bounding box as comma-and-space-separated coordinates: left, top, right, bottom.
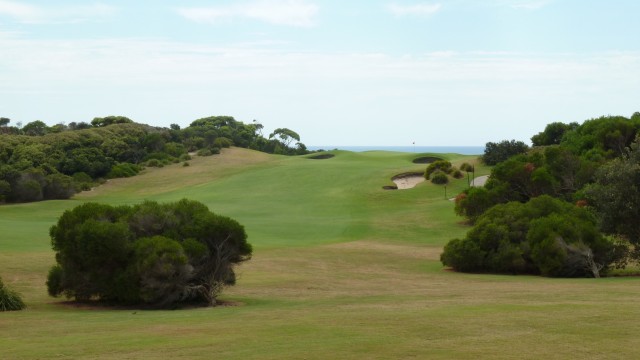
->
482, 139, 529, 165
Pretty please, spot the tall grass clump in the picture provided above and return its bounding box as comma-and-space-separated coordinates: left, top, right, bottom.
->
0, 276, 26, 311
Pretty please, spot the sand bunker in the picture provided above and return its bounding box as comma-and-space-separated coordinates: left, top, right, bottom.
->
307, 153, 335, 160
470, 175, 489, 187
391, 173, 425, 190
412, 156, 442, 164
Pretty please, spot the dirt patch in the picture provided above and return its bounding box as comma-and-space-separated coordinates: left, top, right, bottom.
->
307, 153, 335, 160
413, 156, 442, 164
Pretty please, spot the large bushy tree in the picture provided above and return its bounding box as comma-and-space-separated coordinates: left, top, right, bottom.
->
442, 196, 621, 277
47, 199, 252, 308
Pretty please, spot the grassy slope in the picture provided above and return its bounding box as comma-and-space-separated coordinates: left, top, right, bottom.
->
1, 148, 639, 359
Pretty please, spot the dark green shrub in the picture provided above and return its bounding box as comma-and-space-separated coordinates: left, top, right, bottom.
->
71, 174, 93, 191
179, 154, 192, 162
452, 169, 464, 179
213, 137, 233, 148
47, 199, 252, 308
146, 159, 162, 167
14, 178, 43, 202
44, 173, 76, 199
46, 265, 64, 297
183, 162, 190, 167
482, 139, 529, 165
0, 276, 26, 311
425, 160, 453, 179
430, 171, 449, 184
145, 152, 170, 161
460, 162, 474, 172
454, 187, 499, 223
442, 195, 620, 277
108, 163, 140, 178
0, 180, 11, 202
197, 149, 212, 157
72, 172, 92, 183
440, 239, 485, 272
163, 142, 187, 157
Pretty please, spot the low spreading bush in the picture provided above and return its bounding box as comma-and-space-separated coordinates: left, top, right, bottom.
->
197, 149, 212, 157
146, 159, 162, 167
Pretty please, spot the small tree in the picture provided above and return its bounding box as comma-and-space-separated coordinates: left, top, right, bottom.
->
460, 162, 474, 187
269, 128, 300, 148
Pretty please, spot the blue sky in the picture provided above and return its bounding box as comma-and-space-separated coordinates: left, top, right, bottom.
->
1, 0, 639, 146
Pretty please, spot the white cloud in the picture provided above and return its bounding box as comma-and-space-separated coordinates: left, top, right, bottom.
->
496, 0, 552, 10
387, 2, 442, 17
0, 1, 116, 24
177, 0, 319, 27
1, 33, 638, 145
0, 0, 37, 20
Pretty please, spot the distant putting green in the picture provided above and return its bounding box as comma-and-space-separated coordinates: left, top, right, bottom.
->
1, 148, 639, 359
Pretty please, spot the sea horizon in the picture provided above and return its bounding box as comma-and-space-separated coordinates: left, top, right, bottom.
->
308, 145, 485, 155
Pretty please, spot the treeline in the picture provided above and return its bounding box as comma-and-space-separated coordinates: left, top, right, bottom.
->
443, 112, 640, 277
0, 115, 308, 203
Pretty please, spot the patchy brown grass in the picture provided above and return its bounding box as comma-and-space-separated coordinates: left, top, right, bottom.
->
76, 147, 274, 198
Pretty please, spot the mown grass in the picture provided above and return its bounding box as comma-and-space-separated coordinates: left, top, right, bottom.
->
1, 148, 639, 359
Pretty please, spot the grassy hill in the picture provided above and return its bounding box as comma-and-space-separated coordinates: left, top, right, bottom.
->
1, 148, 639, 359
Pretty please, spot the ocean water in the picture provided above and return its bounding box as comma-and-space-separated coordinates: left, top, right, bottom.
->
308, 146, 485, 155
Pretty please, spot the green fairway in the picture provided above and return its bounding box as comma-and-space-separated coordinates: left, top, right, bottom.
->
1, 148, 640, 359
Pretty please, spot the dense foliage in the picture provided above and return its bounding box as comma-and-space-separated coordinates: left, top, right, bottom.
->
424, 160, 464, 185
47, 199, 252, 308
584, 138, 640, 257
0, 115, 308, 204
448, 112, 640, 277
482, 139, 529, 165
442, 196, 621, 277
0, 276, 26, 311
